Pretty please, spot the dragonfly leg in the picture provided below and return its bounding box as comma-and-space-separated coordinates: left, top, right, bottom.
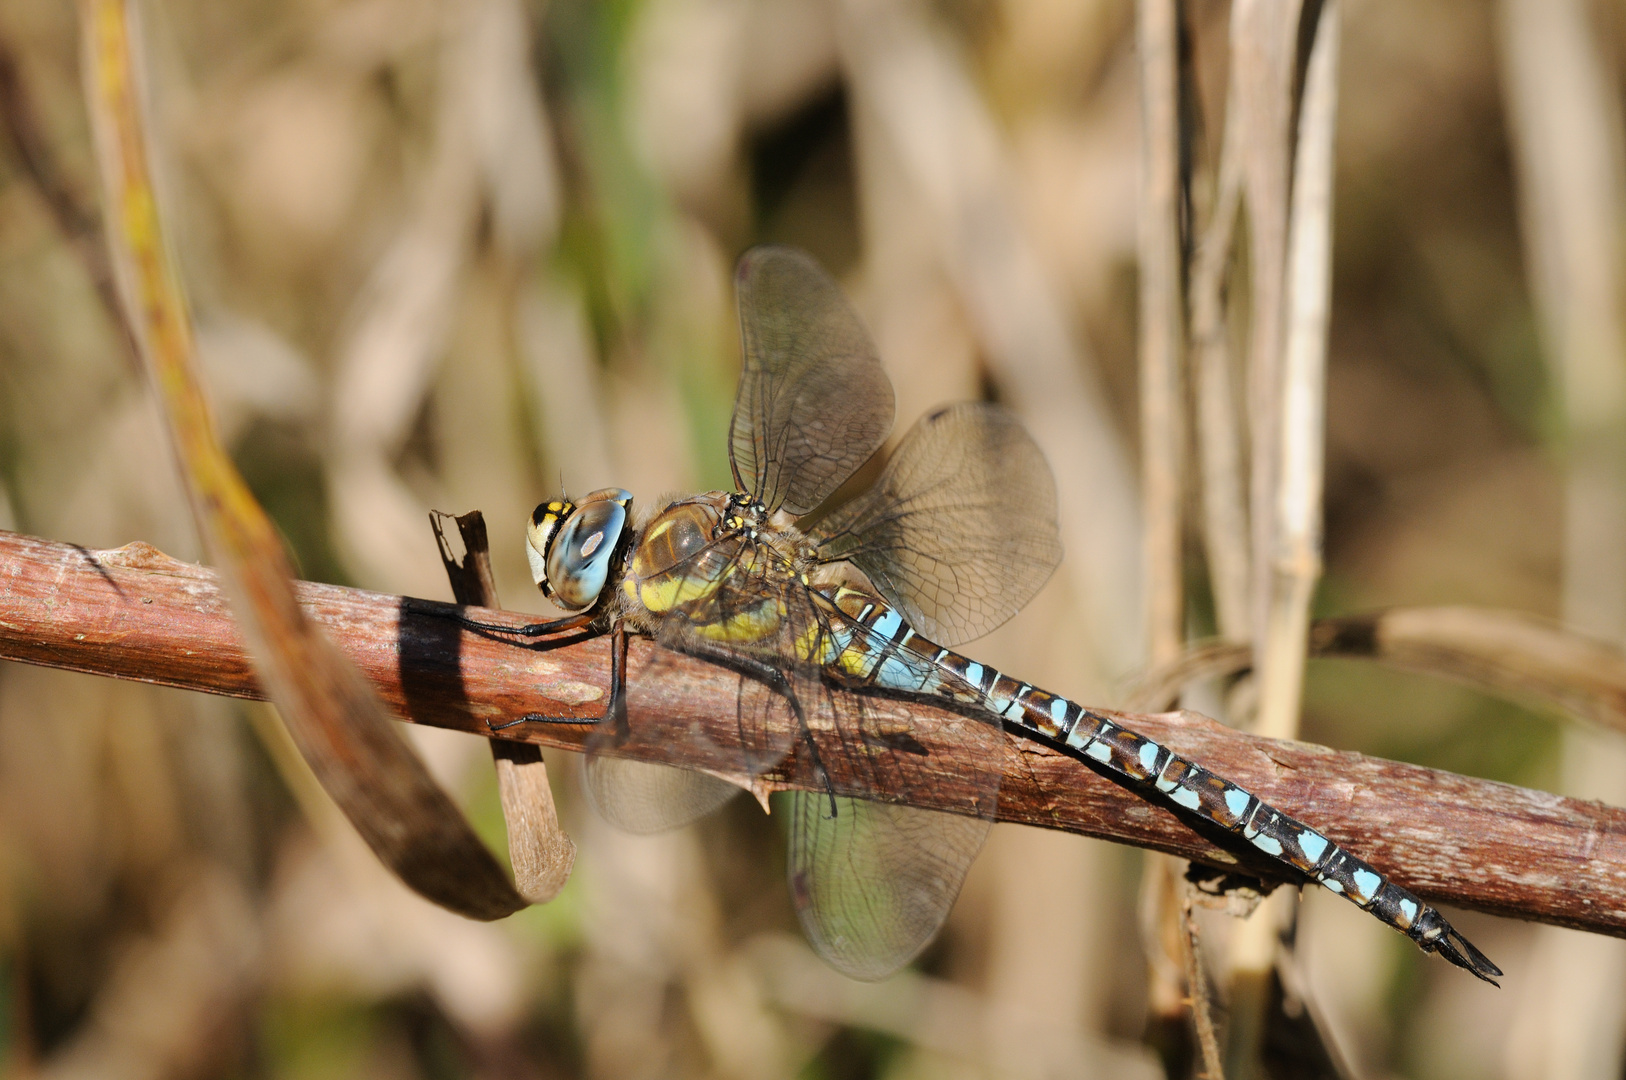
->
488, 627, 629, 732
402, 595, 597, 638
678, 640, 840, 818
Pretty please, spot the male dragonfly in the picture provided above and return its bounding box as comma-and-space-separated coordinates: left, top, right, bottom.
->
450, 245, 1500, 984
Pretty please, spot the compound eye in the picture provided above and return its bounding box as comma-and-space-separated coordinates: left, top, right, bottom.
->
544, 499, 629, 610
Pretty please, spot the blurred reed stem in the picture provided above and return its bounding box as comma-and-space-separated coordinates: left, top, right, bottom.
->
1137, 0, 1187, 668
1190, 60, 1252, 645
1216, 1, 1300, 1053
1225, 1, 1338, 1073
1136, 0, 1207, 1071
1181, 888, 1225, 1080
1255, 0, 1337, 746
1128, 606, 1626, 737
0, 35, 138, 372
1232, 0, 1299, 666
1499, 0, 1626, 1073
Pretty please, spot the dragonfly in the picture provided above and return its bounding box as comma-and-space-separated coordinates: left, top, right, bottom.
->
446, 245, 1500, 985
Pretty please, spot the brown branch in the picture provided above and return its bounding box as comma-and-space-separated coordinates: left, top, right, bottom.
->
2, 527, 1623, 937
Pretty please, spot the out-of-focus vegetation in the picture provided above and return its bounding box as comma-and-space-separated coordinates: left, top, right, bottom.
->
0, 0, 1619, 1076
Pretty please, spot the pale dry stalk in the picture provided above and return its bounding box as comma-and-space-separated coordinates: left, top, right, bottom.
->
1138, 0, 1187, 669
1498, 0, 1626, 1074
1189, 62, 1252, 645
1255, 0, 1338, 745
1136, 0, 1196, 1055
1226, 1, 1340, 1070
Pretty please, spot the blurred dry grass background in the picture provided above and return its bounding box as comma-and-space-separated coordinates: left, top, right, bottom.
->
0, 0, 1617, 1076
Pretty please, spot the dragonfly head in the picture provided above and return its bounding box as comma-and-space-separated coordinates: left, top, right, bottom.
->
526, 488, 634, 610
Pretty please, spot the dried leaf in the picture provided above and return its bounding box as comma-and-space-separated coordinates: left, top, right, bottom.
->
78, 0, 524, 920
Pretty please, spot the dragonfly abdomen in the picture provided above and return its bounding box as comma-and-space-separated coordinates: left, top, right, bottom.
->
819, 585, 1500, 983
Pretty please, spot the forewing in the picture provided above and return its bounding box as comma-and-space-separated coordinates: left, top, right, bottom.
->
812, 403, 1062, 646
731, 246, 894, 515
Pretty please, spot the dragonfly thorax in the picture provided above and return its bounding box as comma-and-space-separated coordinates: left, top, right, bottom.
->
525, 487, 634, 610
723, 489, 769, 533
619, 491, 811, 631
627, 497, 723, 582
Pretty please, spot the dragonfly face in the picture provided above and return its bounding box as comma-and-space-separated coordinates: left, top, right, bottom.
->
525, 487, 634, 610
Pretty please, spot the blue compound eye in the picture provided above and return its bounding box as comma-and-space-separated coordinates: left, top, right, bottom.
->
541, 489, 631, 610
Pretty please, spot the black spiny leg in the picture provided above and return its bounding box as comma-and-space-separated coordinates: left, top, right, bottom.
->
678, 639, 840, 818
402, 597, 626, 731
489, 627, 629, 731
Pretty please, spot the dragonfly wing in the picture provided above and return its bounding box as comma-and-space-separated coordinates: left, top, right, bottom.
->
811, 402, 1062, 646
581, 755, 741, 834
731, 246, 894, 516
780, 792, 991, 980
774, 620, 1003, 980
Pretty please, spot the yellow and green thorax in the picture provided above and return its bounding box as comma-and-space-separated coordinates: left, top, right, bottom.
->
620, 494, 799, 646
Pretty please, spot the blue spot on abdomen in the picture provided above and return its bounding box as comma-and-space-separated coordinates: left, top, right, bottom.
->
1298, 831, 1328, 863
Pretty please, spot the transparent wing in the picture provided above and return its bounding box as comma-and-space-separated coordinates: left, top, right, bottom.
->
811, 403, 1063, 647
773, 651, 1002, 980
581, 755, 740, 834
584, 521, 1001, 982
583, 635, 798, 833
731, 246, 895, 515
781, 794, 992, 981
